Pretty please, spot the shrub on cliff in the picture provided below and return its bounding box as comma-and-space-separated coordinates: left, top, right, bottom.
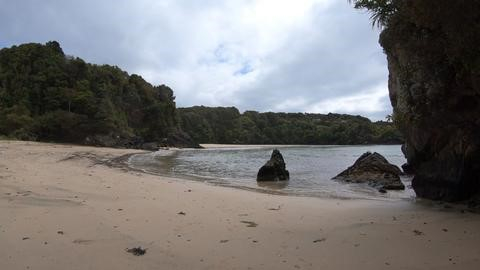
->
349, 0, 398, 28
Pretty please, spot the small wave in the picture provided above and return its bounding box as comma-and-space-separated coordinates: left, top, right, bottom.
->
126, 145, 415, 201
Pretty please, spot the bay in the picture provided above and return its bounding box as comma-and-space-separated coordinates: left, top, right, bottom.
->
129, 145, 415, 201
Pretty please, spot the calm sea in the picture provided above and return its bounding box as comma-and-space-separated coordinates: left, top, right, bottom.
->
128, 145, 415, 201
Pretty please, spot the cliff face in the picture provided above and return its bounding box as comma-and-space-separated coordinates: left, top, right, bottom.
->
379, 0, 480, 201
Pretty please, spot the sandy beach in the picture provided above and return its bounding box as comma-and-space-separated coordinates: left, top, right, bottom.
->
1, 141, 479, 270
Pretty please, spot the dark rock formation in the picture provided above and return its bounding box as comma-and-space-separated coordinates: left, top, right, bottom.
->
379, 1, 480, 201
257, 149, 289, 181
164, 130, 200, 149
84, 129, 200, 150
84, 134, 144, 149
401, 163, 414, 175
333, 152, 405, 191
400, 144, 414, 175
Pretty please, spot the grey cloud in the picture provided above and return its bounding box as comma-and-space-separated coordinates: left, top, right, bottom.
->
0, 0, 392, 120
232, 1, 390, 118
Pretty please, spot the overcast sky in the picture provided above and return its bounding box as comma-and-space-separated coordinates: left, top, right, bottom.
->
0, 0, 391, 120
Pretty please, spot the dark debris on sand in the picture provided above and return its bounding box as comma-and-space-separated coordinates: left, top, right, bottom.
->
413, 229, 424, 236
126, 246, 147, 256
313, 238, 326, 243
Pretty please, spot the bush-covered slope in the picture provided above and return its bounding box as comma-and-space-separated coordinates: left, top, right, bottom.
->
0, 41, 402, 149
0, 41, 197, 148
178, 106, 402, 145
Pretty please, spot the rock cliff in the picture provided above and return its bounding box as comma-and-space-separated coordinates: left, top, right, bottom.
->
379, 0, 480, 201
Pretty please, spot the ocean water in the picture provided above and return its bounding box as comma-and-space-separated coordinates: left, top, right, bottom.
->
128, 145, 415, 201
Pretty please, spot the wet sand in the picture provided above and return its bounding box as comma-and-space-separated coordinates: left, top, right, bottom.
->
1, 140, 479, 270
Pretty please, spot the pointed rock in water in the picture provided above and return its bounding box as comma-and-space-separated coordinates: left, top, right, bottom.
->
257, 149, 289, 181
333, 152, 405, 191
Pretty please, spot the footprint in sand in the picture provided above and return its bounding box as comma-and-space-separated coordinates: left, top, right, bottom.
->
268, 205, 282, 211
240, 221, 258, 227
313, 238, 326, 243
72, 239, 94, 245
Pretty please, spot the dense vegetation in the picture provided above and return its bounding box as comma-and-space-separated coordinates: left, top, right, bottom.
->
0, 41, 182, 147
178, 106, 403, 145
0, 41, 402, 147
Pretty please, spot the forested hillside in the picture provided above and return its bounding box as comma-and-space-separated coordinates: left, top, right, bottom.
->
0, 41, 196, 148
0, 41, 402, 148
178, 106, 403, 145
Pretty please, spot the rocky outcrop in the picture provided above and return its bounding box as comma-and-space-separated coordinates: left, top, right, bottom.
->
85, 135, 146, 149
257, 149, 290, 181
379, 1, 480, 201
84, 129, 200, 150
401, 163, 414, 175
164, 130, 200, 149
333, 152, 405, 191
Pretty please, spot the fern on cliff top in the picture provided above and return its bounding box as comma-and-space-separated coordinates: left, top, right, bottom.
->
348, 0, 398, 28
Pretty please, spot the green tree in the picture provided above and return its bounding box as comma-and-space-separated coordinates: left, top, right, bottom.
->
0, 105, 33, 138
0, 41, 181, 145
348, 0, 398, 28
177, 107, 403, 145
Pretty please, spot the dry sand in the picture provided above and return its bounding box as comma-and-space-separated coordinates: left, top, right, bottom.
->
1, 141, 479, 270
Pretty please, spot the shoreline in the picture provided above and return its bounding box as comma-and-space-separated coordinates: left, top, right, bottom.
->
200, 143, 403, 149
1, 141, 479, 269
128, 144, 415, 202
